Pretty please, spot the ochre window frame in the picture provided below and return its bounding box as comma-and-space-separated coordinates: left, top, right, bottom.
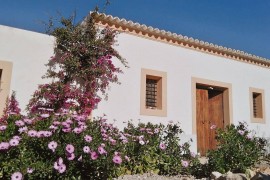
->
0, 60, 13, 117
250, 87, 265, 123
140, 68, 167, 117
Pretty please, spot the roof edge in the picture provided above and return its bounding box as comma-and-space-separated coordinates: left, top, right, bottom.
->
90, 12, 270, 69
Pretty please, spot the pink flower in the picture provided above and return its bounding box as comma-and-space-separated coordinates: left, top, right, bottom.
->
65, 119, 73, 124
40, 114, 50, 118
73, 127, 83, 134
109, 138, 117, 145
48, 141, 58, 152
43, 131, 52, 137
80, 125, 87, 130
98, 146, 107, 155
90, 151, 99, 160
15, 120, 25, 127
78, 121, 86, 126
191, 152, 196, 158
154, 128, 159, 134
54, 157, 65, 172
54, 162, 59, 170
101, 133, 108, 138
62, 122, 70, 128
140, 128, 145, 131
67, 153, 75, 160
125, 155, 130, 162
139, 140, 145, 145
12, 136, 21, 140
37, 131, 45, 137
66, 144, 75, 153
83, 146, 90, 153
0, 125, 7, 131
18, 126, 28, 133
9, 112, 18, 115
210, 125, 217, 130
49, 125, 58, 130
238, 130, 245, 135
0, 142, 10, 150
9, 139, 19, 146
113, 155, 122, 164
62, 128, 71, 133
75, 115, 86, 121
78, 155, 82, 161
84, 135, 92, 142
11, 172, 23, 180
27, 168, 34, 174
58, 157, 64, 165
28, 130, 37, 137
23, 118, 33, 124
53, 121, 61, 125
159, 143, 166, 150
124, 133, 131, 137
58, 164, 66, 173
181, 160, 189, 167
247, 134, 253, 139
101, 143, 106, 147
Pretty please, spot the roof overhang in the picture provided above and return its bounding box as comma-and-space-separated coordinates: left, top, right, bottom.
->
90, 12, 270, 69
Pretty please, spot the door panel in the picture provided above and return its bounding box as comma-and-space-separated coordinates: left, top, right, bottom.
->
208, 91, 224, 150
196, 89, 209, 156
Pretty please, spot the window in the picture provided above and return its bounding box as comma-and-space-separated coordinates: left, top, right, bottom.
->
0, 61, 13, 117
250, 87, 265, 123
146, 76, 162, 109
140, 68, 167, 116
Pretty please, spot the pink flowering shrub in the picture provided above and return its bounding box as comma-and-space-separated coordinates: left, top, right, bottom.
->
208, 122, 266, 174
27, 12, 127, 116
122, 121, 199, 175
0, 112, 199, 179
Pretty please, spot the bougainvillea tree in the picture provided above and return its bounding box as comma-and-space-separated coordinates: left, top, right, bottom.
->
28, 12, 127, 116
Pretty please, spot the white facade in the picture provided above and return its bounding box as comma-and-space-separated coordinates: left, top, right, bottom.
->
0, 25, 54, 113
1, 14, 270, 152
92, 31, 270, 151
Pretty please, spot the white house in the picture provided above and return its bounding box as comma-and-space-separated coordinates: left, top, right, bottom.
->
1, 13, 270, 154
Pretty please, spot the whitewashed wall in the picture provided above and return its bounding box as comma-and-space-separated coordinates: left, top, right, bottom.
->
93, 32, 270, 151
1, 25, 269, 152
0, 25, 54, 113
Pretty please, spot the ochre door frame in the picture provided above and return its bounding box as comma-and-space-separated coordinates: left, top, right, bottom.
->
192, 77, 233, 135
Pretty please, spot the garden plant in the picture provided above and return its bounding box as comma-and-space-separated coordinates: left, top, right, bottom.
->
208, 122, 267, 174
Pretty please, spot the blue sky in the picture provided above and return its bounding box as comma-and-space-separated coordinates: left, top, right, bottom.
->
1, 0, 270, 59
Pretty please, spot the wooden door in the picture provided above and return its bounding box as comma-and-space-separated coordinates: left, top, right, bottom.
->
196, 89, 224, 155
208, 91, 224, 150
196, 89, 209, 156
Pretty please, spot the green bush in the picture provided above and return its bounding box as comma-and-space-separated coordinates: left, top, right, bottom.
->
208, 122, 267, 173
123, 121, 199, 176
